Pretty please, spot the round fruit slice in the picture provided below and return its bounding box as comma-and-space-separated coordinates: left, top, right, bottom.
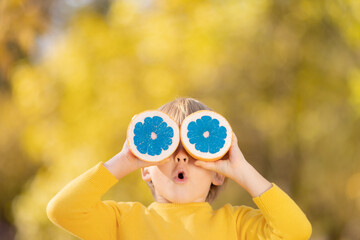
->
127, 110, 180, 162
180, 110, 232, 161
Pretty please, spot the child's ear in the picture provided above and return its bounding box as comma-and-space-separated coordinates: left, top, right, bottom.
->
141, 167, 152, 182
211, 172, 225, 186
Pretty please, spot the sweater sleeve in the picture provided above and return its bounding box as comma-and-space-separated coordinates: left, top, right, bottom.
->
46, 162, 122, 240
235, 183, 312, 240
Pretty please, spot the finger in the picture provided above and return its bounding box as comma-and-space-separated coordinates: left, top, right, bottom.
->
225, 133, 236, 154
155, 157, 171, 165
230, 133, 242, 152
138, 159, 158, 168
141, 157, 171, 168
194, 160, 218, 172
122, 140, 130, 151
229, 133, 246, 160
231, 132, 238, 146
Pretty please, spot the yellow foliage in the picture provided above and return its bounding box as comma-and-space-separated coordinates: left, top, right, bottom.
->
1, 0, 359, 239
349, 69, 360, 115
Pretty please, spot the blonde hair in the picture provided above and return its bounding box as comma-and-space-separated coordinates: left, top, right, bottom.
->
145, 97, 228, 203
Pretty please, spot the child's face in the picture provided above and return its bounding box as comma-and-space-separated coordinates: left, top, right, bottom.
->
141, 143, 224, 203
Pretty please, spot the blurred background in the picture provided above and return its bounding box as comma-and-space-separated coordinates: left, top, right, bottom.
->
1, 0, 360, 239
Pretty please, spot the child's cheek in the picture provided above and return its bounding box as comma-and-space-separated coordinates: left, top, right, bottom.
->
193, 167, 212, 181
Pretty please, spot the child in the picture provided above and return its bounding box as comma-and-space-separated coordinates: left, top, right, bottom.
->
47, 97, 312, 240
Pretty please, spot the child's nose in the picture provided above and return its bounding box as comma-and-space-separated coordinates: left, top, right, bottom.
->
175, 156, 188, 163
174, 144, 189, 164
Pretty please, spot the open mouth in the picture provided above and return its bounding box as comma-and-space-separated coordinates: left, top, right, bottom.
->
174, 171, 187, 183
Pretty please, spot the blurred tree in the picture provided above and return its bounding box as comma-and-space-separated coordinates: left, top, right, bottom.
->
0, 0, 111, 239
0, 0, 52, 239
2, 0, 360, 239
0, 0, 51, 88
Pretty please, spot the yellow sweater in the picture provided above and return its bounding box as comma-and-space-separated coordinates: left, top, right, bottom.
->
47, 162, 312, 240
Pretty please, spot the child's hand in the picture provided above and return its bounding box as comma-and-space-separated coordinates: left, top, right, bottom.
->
104, 140, 169, 180
194, 132, 272, 197
194, 132, 247, 183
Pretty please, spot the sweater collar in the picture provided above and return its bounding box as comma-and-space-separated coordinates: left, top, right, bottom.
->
148, 201, 212, 210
